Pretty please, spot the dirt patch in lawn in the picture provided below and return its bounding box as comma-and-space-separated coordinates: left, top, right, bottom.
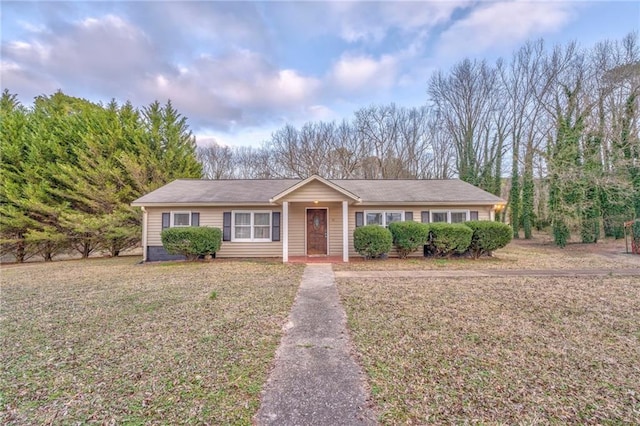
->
334, 235, 637, 271
338, 275, 640, 424
1, 257, 304, 425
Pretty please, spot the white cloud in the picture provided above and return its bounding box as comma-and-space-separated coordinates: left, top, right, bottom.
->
328, 1, 468, 44
196, 126, 275, 148
438, 1, 575, 57
3, 13, 312, 129
2, 13, 160, 101
136, 48, 322, 130
4, 40, 50, 64
17, 20, 47, 34
329, 53, 398, 93
0, 60, 59, 98
306, 105, 338, 122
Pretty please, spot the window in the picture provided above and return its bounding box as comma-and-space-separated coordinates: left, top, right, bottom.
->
234, 213, 251, 239
364, 211, 404, 227
430, 210, 470, 223
232, 211, 271, 242
254, 212, 271, 239
386, 212, 403, 225
366, 212, 383, 226
431, 212, 448, 223
172, 212, 191, 227
450, 212, 467, 223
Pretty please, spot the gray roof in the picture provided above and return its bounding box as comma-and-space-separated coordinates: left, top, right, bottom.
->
132, 178, 504, 205
336, 180, 502, 203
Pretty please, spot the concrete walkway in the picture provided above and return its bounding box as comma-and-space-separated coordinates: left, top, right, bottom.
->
335, 268, 640, 279
256, 264, 377, 426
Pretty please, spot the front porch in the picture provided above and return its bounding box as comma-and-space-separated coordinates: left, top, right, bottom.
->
287, 255, 347, 264
270, 177, 362, 263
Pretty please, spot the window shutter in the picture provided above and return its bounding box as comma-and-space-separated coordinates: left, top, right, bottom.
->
162, 212, 170, 230
223, 212, 231, 241
272, 212, 281, 241
191, 212, 200, 226
421, 211, 430, 223
470, 211, 479, 221
355, 211, 364, 227
405, 211, 413, 221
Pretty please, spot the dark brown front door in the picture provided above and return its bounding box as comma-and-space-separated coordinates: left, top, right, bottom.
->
307, 209, 327, 255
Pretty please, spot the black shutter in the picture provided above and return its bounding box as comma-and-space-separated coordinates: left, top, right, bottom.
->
223, 212, 231, 241
405, 211, 413, 221
191, 212, 200, 226
162, 212, 170, 229
470, 211, 479, 221
421, 211, 430, 223
355, 211, 364, 227
272, 212, 281, 241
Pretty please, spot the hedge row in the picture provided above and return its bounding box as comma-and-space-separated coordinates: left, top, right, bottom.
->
354, 221, 512, 259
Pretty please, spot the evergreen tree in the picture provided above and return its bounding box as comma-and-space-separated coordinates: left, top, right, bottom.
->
1, 91, 202, 262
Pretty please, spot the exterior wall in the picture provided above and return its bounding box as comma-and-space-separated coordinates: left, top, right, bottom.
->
143, 203, 494, 261
287, 202, 344, 256
145, 207, 282, 260
347, 205, 493, 258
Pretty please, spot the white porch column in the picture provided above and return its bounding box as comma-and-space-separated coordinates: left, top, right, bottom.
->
282, 201, 289, 263
141, 207, 148, 262
342, 201, 349, 262
490, 208, 495, 221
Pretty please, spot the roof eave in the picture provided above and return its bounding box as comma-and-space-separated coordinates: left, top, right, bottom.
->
356, 200, 505, 206
131, 201, 278, 208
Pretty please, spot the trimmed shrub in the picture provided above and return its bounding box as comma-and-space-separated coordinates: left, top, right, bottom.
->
353, 225, 393, 259
388, 221, 429, 259
465, 220, 513, 259
427, 223, 472, 257
161, 227, 222, 261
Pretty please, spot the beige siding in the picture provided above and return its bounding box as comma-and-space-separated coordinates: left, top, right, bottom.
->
146, 207, 282, 258
348, 205, 493, 258
145, 203, 493, 260
282, 180, 353, 202
288, 202, 344, 256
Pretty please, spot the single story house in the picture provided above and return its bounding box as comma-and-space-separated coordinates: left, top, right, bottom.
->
131, 175, 506, 262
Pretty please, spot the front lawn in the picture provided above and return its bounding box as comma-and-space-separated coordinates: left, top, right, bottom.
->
1, 257, 304, 424
338, 275, 640, 424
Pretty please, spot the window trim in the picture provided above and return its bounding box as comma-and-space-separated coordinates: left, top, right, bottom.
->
430, 210, 470, 223
364, 210, 405, 227
231, 210, 272, 242
171, 211, 192, 227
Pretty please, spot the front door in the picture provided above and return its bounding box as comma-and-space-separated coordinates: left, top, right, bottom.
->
307, 209, 327, 255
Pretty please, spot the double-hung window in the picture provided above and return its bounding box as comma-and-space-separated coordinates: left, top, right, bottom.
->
232, 211, 271, 242
171, 212, 191, 227
450, 211, 467, 223
431, 211, 448, 223
364, 211, 404, 227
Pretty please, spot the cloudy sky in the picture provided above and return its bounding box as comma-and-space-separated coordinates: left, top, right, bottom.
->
2, 1, 638, 147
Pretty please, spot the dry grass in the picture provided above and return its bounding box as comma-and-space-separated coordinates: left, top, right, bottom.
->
338, 275, 640, 424
335, 237, 637, 271
1, 257, 304, 425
